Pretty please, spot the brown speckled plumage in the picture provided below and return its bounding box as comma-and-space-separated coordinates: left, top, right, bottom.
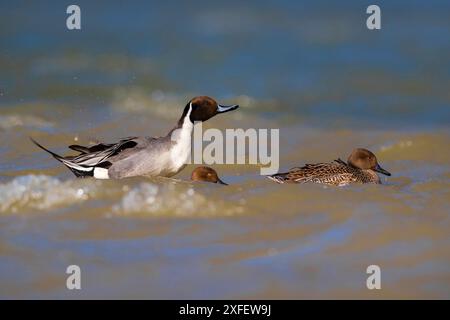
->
268, 160, 380, 186
268, 149, 391, 186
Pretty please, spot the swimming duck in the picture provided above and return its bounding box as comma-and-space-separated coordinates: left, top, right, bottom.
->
31, 96, 238, 179
191, 166, 228, 185
268, 148, 391, 186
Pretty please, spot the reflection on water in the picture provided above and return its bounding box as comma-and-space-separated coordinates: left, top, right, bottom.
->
0, 0, 449, 298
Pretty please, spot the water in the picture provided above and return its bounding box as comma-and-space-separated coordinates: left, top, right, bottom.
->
0, 0, 449, 299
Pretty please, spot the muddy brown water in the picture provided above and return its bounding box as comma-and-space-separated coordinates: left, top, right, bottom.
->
1, 1, 449, 298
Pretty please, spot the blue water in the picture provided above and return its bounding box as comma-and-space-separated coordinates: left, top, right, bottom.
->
1, 0, 449, 128
1, 0, 449, 299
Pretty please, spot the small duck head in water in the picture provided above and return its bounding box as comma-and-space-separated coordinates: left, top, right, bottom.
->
191, 166, 228, 185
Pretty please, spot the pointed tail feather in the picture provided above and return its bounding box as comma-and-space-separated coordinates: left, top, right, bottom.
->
30, 137, 93, 177
30, 137, 66, 162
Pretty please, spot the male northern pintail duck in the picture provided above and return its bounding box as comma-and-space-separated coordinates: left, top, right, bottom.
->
268, 148, 391, 186
191, 166, 228, 185
31, 96, 238, 179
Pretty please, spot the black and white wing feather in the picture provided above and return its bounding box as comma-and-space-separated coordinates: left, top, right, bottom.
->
30, 137, 138, 178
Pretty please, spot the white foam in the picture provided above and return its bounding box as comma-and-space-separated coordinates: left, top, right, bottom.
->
0, 115, 53, 130
0, 175, 243, 217
0, 175, 96, 214
112, 182, 242, 217
111, 88, 184, 119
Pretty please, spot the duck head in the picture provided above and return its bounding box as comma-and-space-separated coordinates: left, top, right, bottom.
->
347, 148, 391, 176
191, 166, 228, 185
178, 96, 239, 126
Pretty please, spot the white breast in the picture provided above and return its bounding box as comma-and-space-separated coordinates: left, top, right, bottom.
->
167, 104, 193, 175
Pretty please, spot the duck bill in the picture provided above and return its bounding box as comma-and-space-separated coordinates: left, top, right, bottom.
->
374, 164, 391, 176
217, 104, 239, 114
217, 178, 228, 185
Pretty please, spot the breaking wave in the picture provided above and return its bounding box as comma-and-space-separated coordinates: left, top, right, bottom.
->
0, 114, 53, 130
112, 181, 244, 218
0, 175, 244, 217
0, 175, 96, 214
111, 88, 273, 119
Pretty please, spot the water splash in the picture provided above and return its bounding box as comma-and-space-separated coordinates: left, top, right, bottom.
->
0, 175, 96, 214
0, 114, 53, 130
112, 181, 243, 217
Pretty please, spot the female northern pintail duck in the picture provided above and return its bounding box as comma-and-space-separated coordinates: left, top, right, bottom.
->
31, 96, 238, 179
191, 167, 228, 186
268, 148, 391, 186
191, 166, 228, 185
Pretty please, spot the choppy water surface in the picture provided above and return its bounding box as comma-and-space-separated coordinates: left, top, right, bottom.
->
1, 1, 449, 298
